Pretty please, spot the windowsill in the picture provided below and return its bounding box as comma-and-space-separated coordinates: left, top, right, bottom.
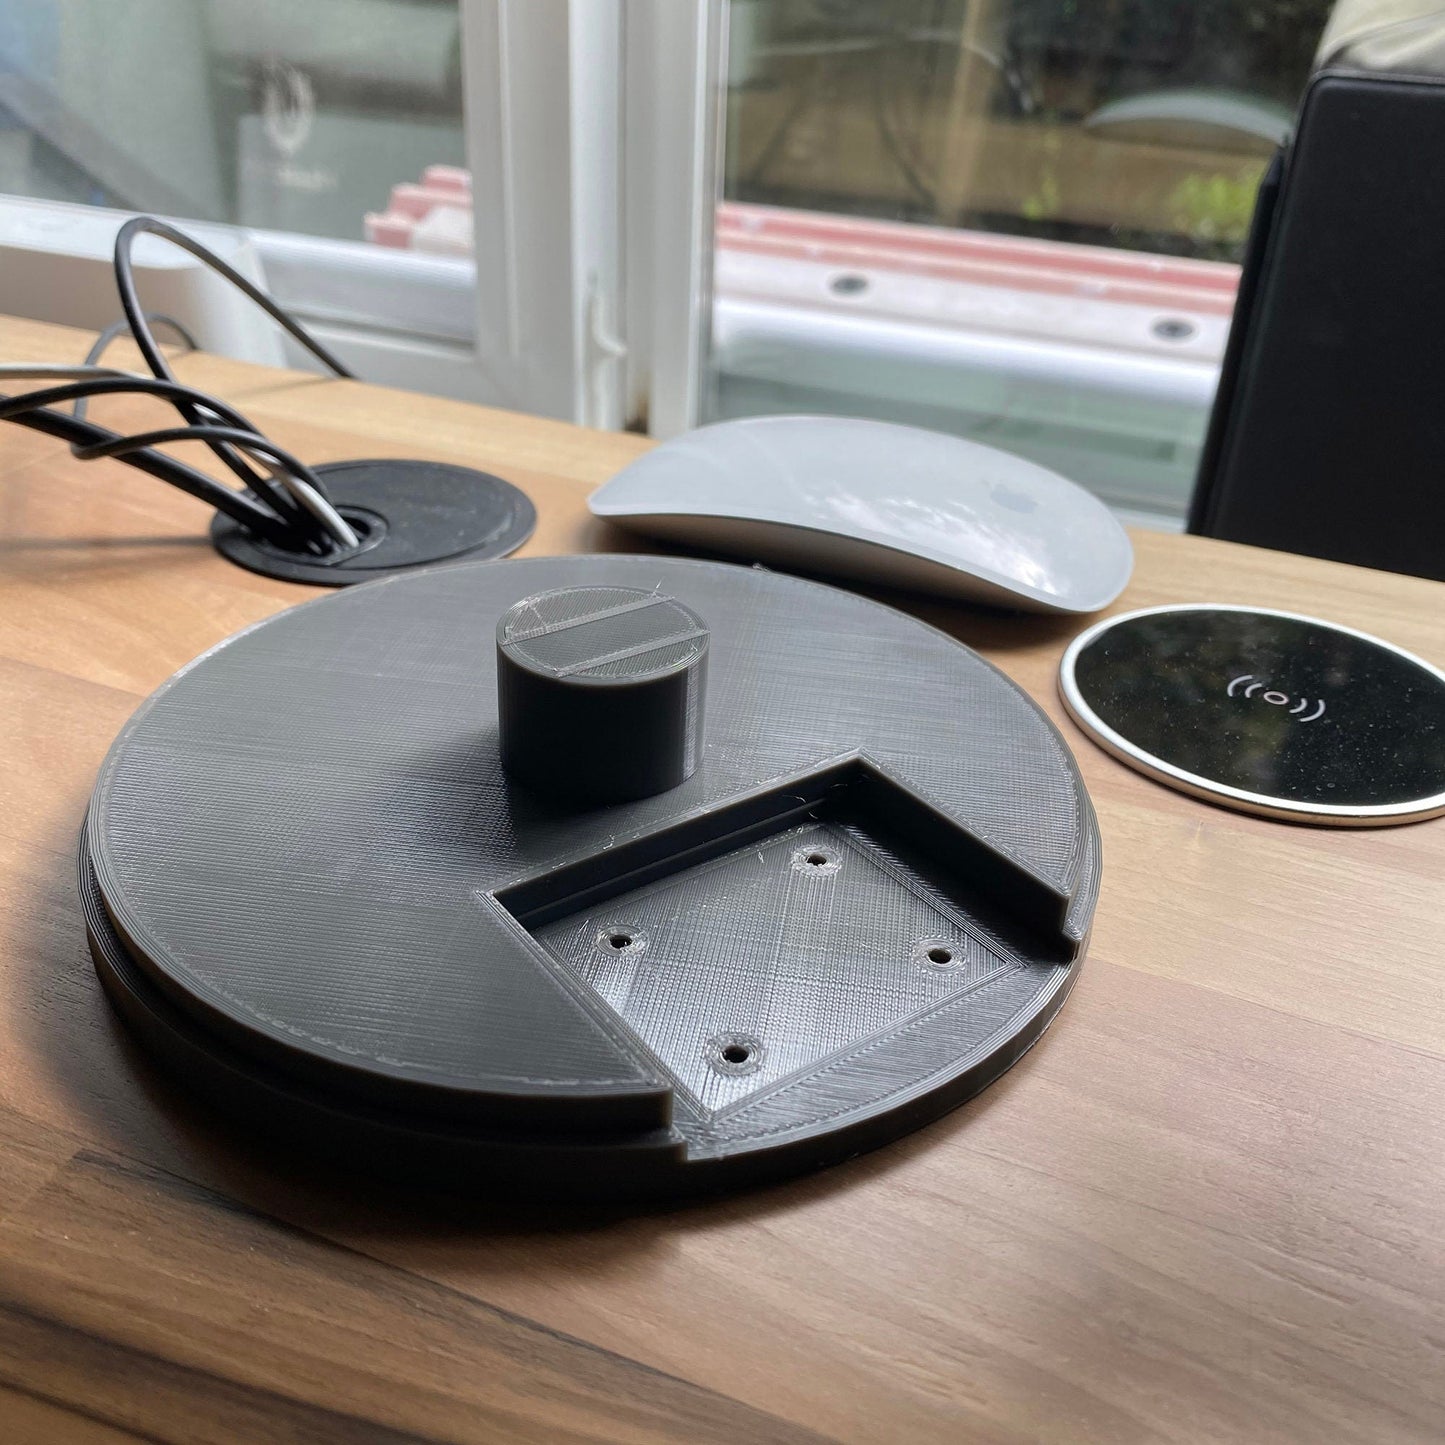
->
709, 203, 1232, 520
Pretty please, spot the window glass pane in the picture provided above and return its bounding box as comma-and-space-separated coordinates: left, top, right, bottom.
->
711, 0, 1333, 519
0, 0, 463, 243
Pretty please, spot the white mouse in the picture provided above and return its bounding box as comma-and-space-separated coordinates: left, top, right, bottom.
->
588, 415, 1133, 614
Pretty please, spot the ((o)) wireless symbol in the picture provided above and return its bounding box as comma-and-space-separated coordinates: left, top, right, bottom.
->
1227, 675, 1325, 722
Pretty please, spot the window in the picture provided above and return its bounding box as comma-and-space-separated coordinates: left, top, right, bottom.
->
709, 0, 1334, 520
0, 1, 638, 422
0, 1, 465, 241
722, 1, 1327, 259
0, 2, 491, 393
0, 3, 1340, 523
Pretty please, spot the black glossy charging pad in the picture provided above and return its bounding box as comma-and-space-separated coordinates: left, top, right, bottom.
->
211, 458, 536, 585
1060, 605, 1445, 825
82, 555, 1099, 1198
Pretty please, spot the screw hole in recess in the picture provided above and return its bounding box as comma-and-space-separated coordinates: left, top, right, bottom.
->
709, 1031, 765, 1075
792, 843, 840, 875
916, 938, 965, 970
597, 927, 645, 955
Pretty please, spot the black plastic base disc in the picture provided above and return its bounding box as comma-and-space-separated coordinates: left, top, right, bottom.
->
82, 555, 1100, 1198
211, 458, 536, 585
81, 826, 1062, 1202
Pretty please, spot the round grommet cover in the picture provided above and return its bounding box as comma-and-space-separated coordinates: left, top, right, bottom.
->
211, 458, 536, 585
1059, 604, 1445, 825
83, 554, 1101, 1197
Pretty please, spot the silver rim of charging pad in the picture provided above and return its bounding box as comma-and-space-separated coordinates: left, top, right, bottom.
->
1060, 604, 1445, 825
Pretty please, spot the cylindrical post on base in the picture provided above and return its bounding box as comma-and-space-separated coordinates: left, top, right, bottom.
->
496, 585, 709, 805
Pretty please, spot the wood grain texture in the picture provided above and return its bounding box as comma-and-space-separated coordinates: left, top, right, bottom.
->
1, 317, 1442, 1444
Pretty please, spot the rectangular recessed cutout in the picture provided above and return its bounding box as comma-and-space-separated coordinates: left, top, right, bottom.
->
495, 755, 1072, 950
492, 756, 1075, 1119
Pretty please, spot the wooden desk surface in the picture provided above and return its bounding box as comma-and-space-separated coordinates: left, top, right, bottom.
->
1, 317, 1442, 1444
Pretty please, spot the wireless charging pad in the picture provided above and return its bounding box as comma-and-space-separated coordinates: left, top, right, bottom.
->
1060, 605, 1445, 825
211, 458, 536, 585
81, 555, 1099, 1198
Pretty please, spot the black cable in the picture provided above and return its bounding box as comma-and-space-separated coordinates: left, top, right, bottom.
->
85, 310, 199, 365
113, 215, 354, 499
114, 217, 354, 381
0, 395, 294, 543
6, 374, 263, 437
73, 423, 307, 468
0, 216, 365, 554
75, 313, 199, 420
70, 425, 336, 551
1, 376, 326, 529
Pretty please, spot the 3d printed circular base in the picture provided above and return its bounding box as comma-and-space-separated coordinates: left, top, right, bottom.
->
83, 555, 1100, 1197
211, 458, 536, 585
1060, 605, 1445, 825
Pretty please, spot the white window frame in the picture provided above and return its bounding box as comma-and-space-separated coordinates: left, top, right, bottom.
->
0, 0, 726, 433
257, 0, 727, 433
619, 0, 728, 437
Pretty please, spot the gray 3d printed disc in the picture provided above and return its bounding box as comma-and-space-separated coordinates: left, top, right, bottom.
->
1060, 605, 1445, 825
82, 555, 1100, 1197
